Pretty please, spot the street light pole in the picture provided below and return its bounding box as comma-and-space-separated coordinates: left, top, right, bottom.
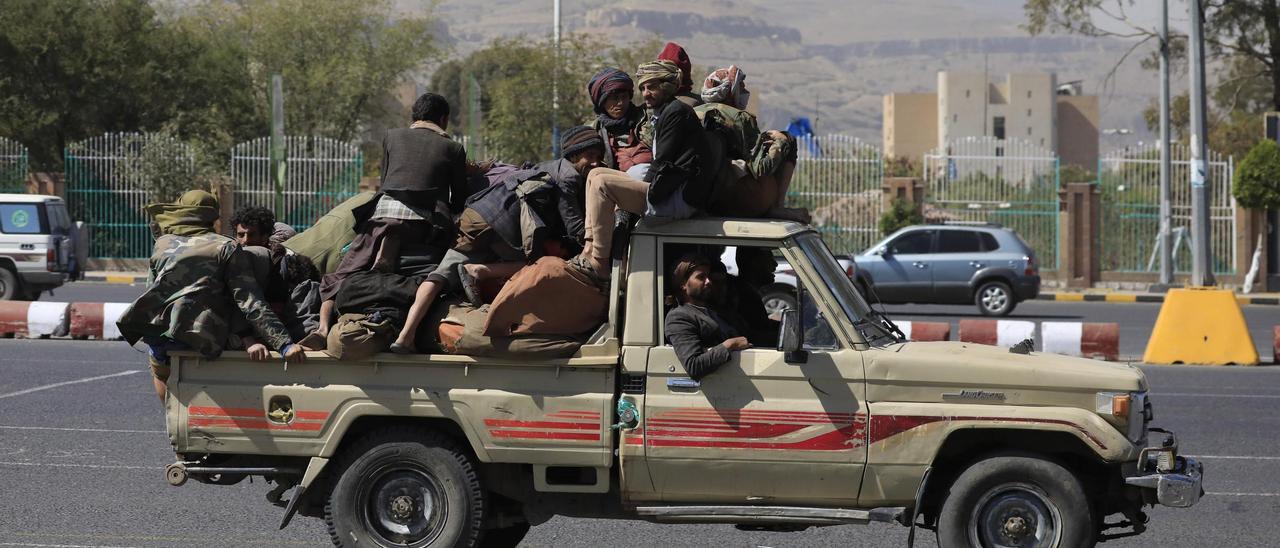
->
550, 0, 562, 158
1188, 0, 1214, 286
1159, 0, 1173, 286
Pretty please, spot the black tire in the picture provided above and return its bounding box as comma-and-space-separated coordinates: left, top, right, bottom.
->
761, 289, 798, 317
479, 522, 530, 548
936, 454, 1094, 548
975, 280, 1016, 316
326, 427, 485, 548
0, 268, 17, 301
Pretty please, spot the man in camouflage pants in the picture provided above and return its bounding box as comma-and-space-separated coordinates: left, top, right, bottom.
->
117, 190, 306, 404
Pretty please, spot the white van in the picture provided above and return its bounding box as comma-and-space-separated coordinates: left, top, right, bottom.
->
0, 194, 80, 300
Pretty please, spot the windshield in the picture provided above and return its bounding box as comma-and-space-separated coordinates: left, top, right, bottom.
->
796, 233, 901, 345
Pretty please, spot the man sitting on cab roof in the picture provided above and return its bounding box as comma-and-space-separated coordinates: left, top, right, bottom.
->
664, 253, 751, 380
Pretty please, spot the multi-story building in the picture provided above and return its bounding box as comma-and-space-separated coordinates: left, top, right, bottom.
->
883, 71, 1099, 168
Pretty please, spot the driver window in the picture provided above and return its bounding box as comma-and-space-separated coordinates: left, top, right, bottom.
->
888, 230, 933, 254
798, 284, 840, 350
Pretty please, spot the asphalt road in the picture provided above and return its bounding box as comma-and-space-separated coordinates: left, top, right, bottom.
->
0, 340, 1277, 547
36, 280, 1280, 360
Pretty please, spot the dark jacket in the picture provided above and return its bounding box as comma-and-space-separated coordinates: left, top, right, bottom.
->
380, 126, 469, 214
465, 168, 565, 258
534, 158, 586, 244
664, 303, 742, 380
645, 99, 717, 210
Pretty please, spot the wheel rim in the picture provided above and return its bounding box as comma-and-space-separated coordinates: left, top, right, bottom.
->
763, 296, 792, 317
358, 462, 448, 546
981, 286, 1008, 312
967, 483, 1061, 548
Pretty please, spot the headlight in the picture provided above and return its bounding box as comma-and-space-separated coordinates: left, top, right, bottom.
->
1097, 391, 1148, 441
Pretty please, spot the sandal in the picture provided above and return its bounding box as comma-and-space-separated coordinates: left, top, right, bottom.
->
568, 255, 610, 291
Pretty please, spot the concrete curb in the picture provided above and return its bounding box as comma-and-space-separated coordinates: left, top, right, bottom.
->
956, 319, 1121, 361
1038, 292, 1280, 305
81, 273, 147, 284
68, 302, 129, 340
0, 301, 70, 338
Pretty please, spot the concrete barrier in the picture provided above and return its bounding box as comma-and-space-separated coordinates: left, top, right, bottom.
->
1042, 322, 1120, 361
0, 301, 69, 338
68, 302, 130, 340
958, 319, 1036, 347
897, 320, 950, 342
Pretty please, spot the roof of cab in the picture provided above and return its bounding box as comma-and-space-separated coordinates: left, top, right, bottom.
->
633, 217, 811, 240
0, 194, 64, 203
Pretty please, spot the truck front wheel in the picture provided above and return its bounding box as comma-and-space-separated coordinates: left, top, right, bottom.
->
325, 427, 485, 547
936, 454, 1094, 548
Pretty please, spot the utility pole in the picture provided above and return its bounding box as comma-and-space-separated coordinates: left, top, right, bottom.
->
1188, 0, 1214, 286
270, 74, 285, 221
550, 0, 562, 158
1158, 0, 1173, 286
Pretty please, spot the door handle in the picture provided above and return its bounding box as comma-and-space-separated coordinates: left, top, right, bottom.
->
667, 378, 701, 392
969, 261, 984, 268
911, 261, 928, 269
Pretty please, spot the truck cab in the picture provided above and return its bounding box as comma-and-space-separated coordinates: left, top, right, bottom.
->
162, 217, 1201, 548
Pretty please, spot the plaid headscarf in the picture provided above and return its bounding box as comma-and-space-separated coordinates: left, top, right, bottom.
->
635, 60, 681, 97
701, 66, 751, 110
587, 67, 634, 116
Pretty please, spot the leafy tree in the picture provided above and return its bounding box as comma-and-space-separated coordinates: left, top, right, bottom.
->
1026, 2, 1280, 159
1233, 139, 1280, 210
183, 0, 440, 143
432, 34, 675, 163
879, 197, 923, 237
0, 0, 244, 169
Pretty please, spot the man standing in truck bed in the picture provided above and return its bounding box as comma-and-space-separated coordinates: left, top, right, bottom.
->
117, 190, 305, 404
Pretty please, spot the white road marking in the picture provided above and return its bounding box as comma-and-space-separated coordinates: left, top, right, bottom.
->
1199, 455, 1280, 461
1153, 392, 1280, 399
1208, 492, 1280, 497
0, 544, 139, 548
0, 425, 161, 434
0, 370, 142, 400
0, 461, 152, 470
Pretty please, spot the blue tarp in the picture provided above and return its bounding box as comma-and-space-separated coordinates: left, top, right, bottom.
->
786, 117, 821, 156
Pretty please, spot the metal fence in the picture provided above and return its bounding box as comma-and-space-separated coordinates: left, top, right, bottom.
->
923, 137, 1060, 269
1098, 143, 1236, 274
789, 134, 884, 256
0, 138, 28, 193
231, 136, 363, 231
65, 133, 194, 259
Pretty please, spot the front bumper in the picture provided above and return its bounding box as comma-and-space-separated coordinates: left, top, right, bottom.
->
1124, 455, 1204, 508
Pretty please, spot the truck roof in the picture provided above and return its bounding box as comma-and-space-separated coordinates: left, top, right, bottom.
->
0, 194, 64, 203
633, 217, 811, 240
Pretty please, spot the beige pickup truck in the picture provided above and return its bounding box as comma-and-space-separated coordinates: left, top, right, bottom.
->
162, 218, 1202, 548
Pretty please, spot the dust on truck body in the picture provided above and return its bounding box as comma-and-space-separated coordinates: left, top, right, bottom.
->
163, 218, 1203, 547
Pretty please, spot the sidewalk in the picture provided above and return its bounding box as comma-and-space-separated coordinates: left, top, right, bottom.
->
1038, 288, 1280, 305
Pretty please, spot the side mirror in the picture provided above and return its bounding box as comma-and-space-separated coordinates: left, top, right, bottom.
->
778, 309, 808, 363
876, 245, 891, 256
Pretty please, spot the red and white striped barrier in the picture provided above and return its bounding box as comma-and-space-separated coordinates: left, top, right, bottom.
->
898, 320, 950, 342
1042, 322, 1120, 361
958, 319, 1036, 347
0, 301, 69, 338
69, 302, 131, 340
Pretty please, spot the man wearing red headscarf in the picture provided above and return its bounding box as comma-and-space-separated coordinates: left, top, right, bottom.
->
657, 42, 703, 108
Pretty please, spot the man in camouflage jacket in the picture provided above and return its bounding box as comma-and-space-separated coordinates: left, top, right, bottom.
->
117, 190, 305, 403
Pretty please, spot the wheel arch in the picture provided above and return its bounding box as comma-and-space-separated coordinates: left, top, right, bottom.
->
918, 428, 1109, 526
969, 270, 1016, 300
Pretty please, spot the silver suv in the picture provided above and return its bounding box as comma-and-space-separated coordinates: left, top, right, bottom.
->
0, 194, 80, 300
855, 224, 1040, 316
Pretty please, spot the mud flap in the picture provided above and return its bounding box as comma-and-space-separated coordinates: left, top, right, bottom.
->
279, 457, 330, 529
906, 467, 931, 548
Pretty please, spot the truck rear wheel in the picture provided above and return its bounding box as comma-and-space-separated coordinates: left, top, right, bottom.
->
325, 427, 485, 547
936, 454, 1094, 548
0, 268, 18, 301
